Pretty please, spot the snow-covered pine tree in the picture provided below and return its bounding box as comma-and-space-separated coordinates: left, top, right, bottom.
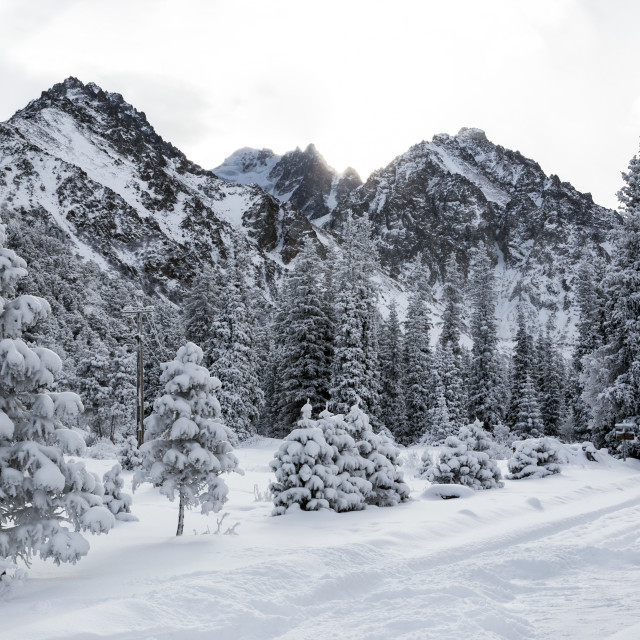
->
511, 374, 545, 438
316, 407, 371, 512
344, 403, 410, 506
133, 342, 238, 535
102, 464, 137, 522
467, 246, 505, 429
118, 434, 142, 470
330, 214, 382, 424
582, 145, 640, 454
208, 243, 263, 441
183, 264, 220, 355
269, 401, 338, 515
436, 342, 466, 435
426, 420, 503, 490
378, 299, 407, 439
507, 307, 536, 429
402, 259, 434, 443
569, 254, 605, 441
0, 216, 114, 567
75, 343, 136, 442
507, 437, 563, 479
536, 318, 566, 437
273, 238, 334, 432
439, 253, 465, 358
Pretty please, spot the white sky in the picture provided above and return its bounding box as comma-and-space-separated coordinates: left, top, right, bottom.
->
1, 0, 639, 209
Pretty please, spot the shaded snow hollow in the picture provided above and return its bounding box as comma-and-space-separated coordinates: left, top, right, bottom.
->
3, 439, 640, 640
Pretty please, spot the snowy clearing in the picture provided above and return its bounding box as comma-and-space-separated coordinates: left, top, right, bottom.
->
3, 439, 640, 640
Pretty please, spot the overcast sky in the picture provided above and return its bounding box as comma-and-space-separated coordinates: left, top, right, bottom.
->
1, 0, 639, 208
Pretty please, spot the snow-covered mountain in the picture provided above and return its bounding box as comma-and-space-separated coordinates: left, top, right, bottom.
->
214, 145, 362, 223
220, 127, 620, 341
0, 77, 323, 300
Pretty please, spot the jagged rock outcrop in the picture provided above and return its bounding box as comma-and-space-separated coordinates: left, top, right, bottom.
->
214, 144, 362, 222
0, 77, 321, 300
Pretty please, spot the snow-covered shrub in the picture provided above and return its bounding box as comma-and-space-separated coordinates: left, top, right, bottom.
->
102, 464, 137, 522
270, 402, 338, 515
317, 408, 371, 512
416, 450, 437, 479
426, 420, 503, 490
118, 435, 142, 470
133, 342, 239, 536
345, 403, 410, 506
0, 558, 27, 597
421, 484, 474, 500
0, 216, 114, 568
507, 437, 563, 479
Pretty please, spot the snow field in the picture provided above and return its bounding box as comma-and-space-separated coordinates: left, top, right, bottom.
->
3, 440, 640, 640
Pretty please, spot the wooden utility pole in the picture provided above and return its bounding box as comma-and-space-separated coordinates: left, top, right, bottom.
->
123, 291, 154, 447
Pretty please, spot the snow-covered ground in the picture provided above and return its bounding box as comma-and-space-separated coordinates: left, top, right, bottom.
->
4, 440, 640, 640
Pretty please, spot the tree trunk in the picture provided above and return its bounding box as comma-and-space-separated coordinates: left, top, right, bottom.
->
176, 490, 185, 536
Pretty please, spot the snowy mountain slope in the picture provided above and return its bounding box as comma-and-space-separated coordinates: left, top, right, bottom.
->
0, 78, 321, 299
4, 440, 640, 639
214, 144, 362, 222
329, 128, 620, 342
215, 129, 620, 342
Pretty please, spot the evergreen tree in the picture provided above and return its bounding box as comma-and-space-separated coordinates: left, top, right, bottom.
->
569, 254, 605, 440
436, 342, 466, 435
378, 300, 407, 439
440, 253, 465, 357
134, 342, 239, 535
273, 239, 334, 432
183, 265, 220, 353
270, 402, 338, 515
208, 245, 264, 440
75, 343, 136, 441
402, 262, 433, 443
582, 145, 640, 453
511, 374, 545, 438
102, 464, 137, 522
330, 214, 382, 422
536, 319, 566, 437
0, 216, 114, 567
467, 247, 504, 429
344, 403, 410, 507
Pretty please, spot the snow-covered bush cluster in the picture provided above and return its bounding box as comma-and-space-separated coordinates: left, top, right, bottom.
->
102, 464, 137, 522
507, 437, 564, 479
420, 420, 504, 490
270, 402, 409, 515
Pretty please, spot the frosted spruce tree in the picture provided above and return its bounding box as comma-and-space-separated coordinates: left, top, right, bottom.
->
402, 261, 434, 443
344, 403, 410, 506
582, 145, 640, 455
426, 420, 503, 490
330, 214, 382, 424
270, 401, 338, 515
435, 342, 466, 436
467, 246, 505, 429
273, 238, 334, 431
506, 307, 536, 428
569, 254, 605, 441
316, 407, 371, 512
439, 253, 465, 358
0, 216, 114, 570
183, 264, 220, 353
102, 464, 137, 522
208, 244, 263, 441
134, 342, 239, 535
75, 342, 136, 441
536, 319, 566, 437
378, 300, 407, 439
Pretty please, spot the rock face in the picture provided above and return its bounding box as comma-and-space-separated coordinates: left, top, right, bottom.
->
214, 145, 362, 222
0, 77, 321, 299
